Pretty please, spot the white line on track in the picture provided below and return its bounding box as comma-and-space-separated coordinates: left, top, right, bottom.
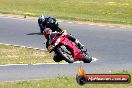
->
67, 22, 73, 24
89, 24, 96, 25
0, 64, 28, 67
14, 45, 21, 47
20, 46, 26, 48
0, 43, 46, 51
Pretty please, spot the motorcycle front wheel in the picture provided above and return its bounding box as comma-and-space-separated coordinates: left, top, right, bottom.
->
58, 45, 74, 63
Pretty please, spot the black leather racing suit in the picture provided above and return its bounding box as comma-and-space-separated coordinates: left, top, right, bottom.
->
38, 16, 62, 33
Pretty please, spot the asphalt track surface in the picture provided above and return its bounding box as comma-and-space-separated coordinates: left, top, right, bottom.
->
0, 16, 132, 81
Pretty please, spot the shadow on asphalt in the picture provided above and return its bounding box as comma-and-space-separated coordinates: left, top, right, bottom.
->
26, 32, 43, 35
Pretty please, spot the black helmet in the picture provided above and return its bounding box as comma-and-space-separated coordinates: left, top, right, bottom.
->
39, 15, 45, 22
47, 17, 58, 27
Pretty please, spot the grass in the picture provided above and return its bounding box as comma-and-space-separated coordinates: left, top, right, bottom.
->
0, 72, 131, 88
0, 0, 132, 24
0, 44, 56, 64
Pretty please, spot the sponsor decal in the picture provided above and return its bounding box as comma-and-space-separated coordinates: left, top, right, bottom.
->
76, 66, 131, 85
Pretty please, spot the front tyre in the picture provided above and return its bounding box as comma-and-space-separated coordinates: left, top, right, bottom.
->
53, 55, 62, 62
53, 49, 63, 62
58, 45, 74, 63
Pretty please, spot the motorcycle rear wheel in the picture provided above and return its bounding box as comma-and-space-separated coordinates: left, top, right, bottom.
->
83, 54, 92, 63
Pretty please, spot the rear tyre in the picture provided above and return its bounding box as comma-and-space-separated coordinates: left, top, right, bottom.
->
83, 55, 92, 63
58, 45, 74, 63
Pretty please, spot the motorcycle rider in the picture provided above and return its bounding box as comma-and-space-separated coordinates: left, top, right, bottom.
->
38, 14, 63, 33
43, 28, 84, 62
38, 14, 64, 48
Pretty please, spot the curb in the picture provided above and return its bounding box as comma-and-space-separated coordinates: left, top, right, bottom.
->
0, 43, 46, 51
0, 43, 98, 66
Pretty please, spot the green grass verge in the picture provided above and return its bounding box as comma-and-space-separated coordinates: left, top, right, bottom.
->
0, 72, 131, 88
0, 44, 56, 64
0, 0, 132, 24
